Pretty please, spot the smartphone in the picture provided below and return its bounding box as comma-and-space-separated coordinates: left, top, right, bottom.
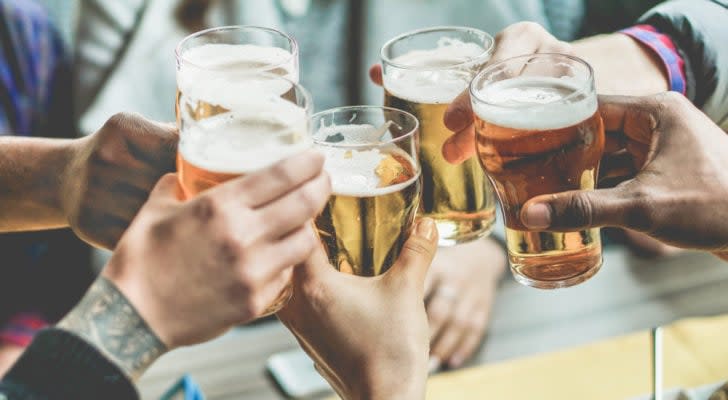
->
266, 349, 333, 399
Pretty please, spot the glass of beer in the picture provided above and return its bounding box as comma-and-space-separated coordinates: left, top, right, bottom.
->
313, 106, 421, 276
176, 28, 311, 314
380, 26, 497, 246
470, 53, 605, 289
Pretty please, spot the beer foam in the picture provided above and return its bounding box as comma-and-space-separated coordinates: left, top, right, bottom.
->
472, 76, 597, 130
384, 38, 487, 104
178, 43, 297, 109
179, 102, 310, 174
315, 124, 418, 197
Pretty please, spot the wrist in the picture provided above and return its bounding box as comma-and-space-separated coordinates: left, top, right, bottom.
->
351, 358, 427, 400
572, 33, 669, 96
57, 276, 167, 380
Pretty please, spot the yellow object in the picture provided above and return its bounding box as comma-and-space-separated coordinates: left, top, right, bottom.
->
329, 315, 728, 399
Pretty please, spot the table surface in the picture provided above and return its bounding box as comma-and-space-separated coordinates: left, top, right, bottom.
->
137, 248, 728, 399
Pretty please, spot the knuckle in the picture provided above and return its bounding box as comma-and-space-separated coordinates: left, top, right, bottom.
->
515, 21, 546, 35
562, 193, 594, 228
403, 237, 435, 258
271, 162, 296, 188
295, 184, 321, 217
549, 41, 574, 55
190, 195, 219, 221
103, 112, 137, 131
625, 190, 656, 232
217, 236, 243, 266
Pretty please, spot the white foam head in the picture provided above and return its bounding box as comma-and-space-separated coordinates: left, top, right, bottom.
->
178, 43, 297, 110
384, 38, 487, 104
472, 76, 597, 130
315, 124, 418, 197
179, 100, 310, 174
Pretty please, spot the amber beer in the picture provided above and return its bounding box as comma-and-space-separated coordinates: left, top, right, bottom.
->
382, 27, 497, 245
313, 107, 421, 276
175, 26, 308, 314
471, 55, 605, 289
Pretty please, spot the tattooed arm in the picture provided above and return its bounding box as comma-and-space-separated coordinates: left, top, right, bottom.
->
56, 277, 167, 380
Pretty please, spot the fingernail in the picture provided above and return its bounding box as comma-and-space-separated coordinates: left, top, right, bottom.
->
416, 218, 437, 241
523, 203, 551, 229
449, 355, 464, 368
444, 108, 467, 131
428, 356, 441, 374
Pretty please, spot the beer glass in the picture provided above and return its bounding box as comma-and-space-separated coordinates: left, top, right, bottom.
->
176, 27, 311, 314
313, 106, 421, 276
470, 54, 605, 289
381, 26, 497, 246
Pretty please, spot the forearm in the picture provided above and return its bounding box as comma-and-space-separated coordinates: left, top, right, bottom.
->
572, 33, 669, 96
0, 137, 74, 232
56, 277, 167, 380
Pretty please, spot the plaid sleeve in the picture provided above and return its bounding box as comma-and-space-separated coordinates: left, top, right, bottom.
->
0, 313, 48, 347
620, 24, 687, 95
0, 0, 70, 137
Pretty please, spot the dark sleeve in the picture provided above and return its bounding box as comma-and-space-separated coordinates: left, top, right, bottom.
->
0, 329, 138, 400
638, 0, 728, 130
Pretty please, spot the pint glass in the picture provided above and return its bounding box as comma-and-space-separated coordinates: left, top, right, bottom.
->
176, 27, 310, 313
313, 106, 421, 276
470, 54, 605, 289
381, 26, 497, 246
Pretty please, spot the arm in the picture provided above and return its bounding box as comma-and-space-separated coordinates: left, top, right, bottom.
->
0, 137, 74, 232
638, 0, 728, 130
0, 151, 330, 399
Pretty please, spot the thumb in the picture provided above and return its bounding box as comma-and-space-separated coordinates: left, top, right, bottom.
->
386, 218, 438, 290
369, 64, 384, 86
444, 90, 474, 132
520, 187, 633, 231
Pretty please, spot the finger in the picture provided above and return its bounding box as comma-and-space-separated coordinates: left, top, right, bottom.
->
216, 150, 326, 207
444, 91, 474, 133
598, 95, 658, 144
257, 172, 331, 239
426, 287, 455, 345
488, 22, 547, 64
520, 186, 634, 231
249, 266, 293, 319
105, 113, 179, 167
430, 318, 465, 370
385, 218, 439, 290
256, 225, 320, 279
369, 64, 384, 86
442, 124, 476, 165
448, 308, 490, 368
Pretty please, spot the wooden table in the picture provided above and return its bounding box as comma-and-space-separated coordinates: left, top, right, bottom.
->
138, 248, 728, 399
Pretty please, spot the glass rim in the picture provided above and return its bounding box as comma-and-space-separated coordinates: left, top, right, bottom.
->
380, 25, 494, 71
175, 25, 299, 72
312, 105, 419, 150
469, 53, 595, 109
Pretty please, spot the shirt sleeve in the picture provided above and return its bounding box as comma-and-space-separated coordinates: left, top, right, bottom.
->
1, 329, 139, 400
619, 24, 687, 95
637, 0, 728, 130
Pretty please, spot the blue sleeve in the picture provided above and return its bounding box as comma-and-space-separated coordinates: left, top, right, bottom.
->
0, 0, 73, 137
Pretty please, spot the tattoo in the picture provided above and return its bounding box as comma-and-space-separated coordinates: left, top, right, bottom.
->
58, 277, 167, 380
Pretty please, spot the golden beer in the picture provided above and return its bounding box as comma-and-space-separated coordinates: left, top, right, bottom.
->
381, 27, 496, 245
316, 151, 420, 276
471, 58, 605, 289
313, 107, 421, 276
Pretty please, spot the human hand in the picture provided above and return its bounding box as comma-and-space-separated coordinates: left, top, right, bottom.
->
60, 113, 178, 249
278, 219, 439, 400
521, 93, 728, 258
104, 150, 330, 348
426, 237, 505, 371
